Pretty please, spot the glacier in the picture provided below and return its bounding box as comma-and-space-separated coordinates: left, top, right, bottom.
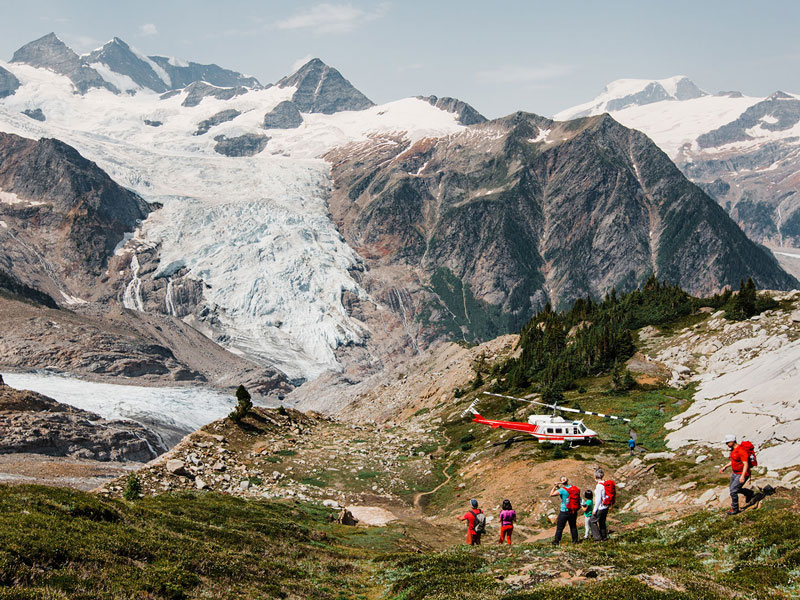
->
0, 59, 465, 381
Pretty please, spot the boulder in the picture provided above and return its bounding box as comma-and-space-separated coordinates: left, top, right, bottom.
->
695, 488, 717, 505
336, 508, 359, 526
644, 452, 676, 461
195, 477, 209, 490
166, 459, 188, 476
781, 470, 800, 485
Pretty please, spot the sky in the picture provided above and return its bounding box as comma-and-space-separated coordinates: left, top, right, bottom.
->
1, 0, 799, 118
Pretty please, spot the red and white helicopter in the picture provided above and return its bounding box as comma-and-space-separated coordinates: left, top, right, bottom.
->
463, 391, 631, 445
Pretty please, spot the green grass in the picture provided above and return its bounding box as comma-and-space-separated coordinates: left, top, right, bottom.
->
375, 494, 800, 599
0, 485, 396, 599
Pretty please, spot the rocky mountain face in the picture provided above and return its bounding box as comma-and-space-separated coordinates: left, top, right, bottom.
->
263, 101, 303, 129
557, 79, 800, 249
0, 375, 166, 462
324, 112, 796, 346
0, 67, 19, 99
0, 132, 151, 302
147, 55, 260, 90
11, 33, 259, 95
84, 37, 172, 93
11, 33, 115, 93
416, 95, 487, 126
680, 92, 800, 245
277, 58, 374, 113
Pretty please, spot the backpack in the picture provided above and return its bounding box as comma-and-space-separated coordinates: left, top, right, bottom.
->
566, 485, 581, 512
602, 480, 616, 507
472, 510, 486, 534
740, 441, 757, 467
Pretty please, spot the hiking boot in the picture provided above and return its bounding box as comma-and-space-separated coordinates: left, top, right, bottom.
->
726, 509, 740, 516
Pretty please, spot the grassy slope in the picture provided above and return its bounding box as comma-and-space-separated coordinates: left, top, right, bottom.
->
0, 485, 406, 600
378, 492, 800, 600
1, 484, 796, 599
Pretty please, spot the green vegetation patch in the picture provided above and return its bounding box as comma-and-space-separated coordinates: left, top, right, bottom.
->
0, 485, 396, 599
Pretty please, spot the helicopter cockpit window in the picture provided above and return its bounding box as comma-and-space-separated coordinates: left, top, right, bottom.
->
579, 424, 587, 433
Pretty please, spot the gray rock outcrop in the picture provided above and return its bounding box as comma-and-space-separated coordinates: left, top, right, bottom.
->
195, 109, 241, 135
22, 108, 45, 121
148, 55, 260, 90
213, 133, 269, 157
0, 66, 20, 98
11, 32, 115, 93
181, 81, 249, 107
417, 95, 487, 126
277, 58, 373, 114
0, 384, 166, 462
262, 101, 303, 129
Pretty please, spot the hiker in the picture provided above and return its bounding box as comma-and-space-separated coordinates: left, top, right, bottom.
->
550, 476, 580, 545
581, 489, 594, 539
458, 499, 485, 545
719, 434, 755, 515
498, 499, 516, 545
589, 468, 615, 541
628, 436, 636, 456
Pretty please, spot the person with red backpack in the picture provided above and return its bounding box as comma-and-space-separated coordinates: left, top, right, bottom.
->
589, 468, 615, 541
550, 476, 580, 545
458, 499, 486, 545
719, 434, 755, 515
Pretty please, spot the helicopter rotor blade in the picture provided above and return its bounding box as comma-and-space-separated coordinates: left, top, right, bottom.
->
482, 391, 632, 423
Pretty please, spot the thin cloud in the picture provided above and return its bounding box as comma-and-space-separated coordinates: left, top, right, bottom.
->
139, 23, 158, 37
276, 2, 389, 34
62, 34, 99, 53
291, 55, 315, 72
397, 63, 424, 73
476, 64, 574, 85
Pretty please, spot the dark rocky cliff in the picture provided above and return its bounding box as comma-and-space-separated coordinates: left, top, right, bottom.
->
325, 112, 796, 344
0, 132, 151, 300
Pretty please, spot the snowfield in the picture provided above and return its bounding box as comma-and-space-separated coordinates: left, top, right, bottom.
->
0, 60, 465, 381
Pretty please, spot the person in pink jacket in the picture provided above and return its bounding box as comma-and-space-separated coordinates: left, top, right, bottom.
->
498, 499, 516, 545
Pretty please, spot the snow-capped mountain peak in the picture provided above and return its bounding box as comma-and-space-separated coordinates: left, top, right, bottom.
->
277, 57, 374, 114
555, 75, 707, 120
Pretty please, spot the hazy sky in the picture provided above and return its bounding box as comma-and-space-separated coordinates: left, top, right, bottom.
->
1, 0, 799, 118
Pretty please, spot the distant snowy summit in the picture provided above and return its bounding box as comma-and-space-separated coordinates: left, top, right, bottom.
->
556, 75, 800, 250
554, 76, 708, 120
7, 32, 379, 116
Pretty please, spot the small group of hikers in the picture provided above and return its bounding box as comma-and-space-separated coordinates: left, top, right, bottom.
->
459, 498, 516, 545
460, 433, 773, 547
548, 468, 614, 545
458, 467, 615, 546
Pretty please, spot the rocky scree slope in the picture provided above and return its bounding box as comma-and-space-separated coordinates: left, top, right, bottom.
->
324, 112, 795, 349
0, 375, 166, 461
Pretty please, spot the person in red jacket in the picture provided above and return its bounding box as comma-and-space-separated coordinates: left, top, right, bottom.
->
458, 499, 484, 545
719, 434, 755, 515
